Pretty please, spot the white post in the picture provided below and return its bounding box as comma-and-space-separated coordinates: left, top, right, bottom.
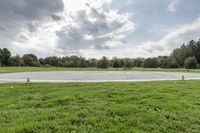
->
27, 77, 30, 84
182, 75, 184, 81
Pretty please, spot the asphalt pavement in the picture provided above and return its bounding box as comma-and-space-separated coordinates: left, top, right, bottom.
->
0, 71, 200, 83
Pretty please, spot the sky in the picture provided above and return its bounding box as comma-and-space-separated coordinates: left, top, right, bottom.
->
0, 0, 200, 58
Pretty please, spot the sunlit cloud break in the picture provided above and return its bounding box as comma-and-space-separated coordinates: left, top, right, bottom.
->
0, 0, 199, 58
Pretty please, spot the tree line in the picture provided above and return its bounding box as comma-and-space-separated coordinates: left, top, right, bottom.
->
1, 39, 200, 69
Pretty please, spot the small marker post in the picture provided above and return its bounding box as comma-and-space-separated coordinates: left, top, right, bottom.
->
182, 75, 185, 81
26, 77, 30, 84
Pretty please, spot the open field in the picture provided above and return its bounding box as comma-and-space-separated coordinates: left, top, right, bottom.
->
0, 81, 200, 132
0, 67, 200, 74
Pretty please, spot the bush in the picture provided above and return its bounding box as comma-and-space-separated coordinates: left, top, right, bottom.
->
143, 58, 159, 68
44, 64, 51, 67
184, 57, 198, 69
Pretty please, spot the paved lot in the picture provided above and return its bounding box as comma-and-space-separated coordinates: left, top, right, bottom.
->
0, 71, 200, 83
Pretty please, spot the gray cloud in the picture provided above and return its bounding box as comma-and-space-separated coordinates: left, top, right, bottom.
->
136, 17, 200, 57
0, 0, 134, 57
56, 6, 133, 52
51, 15, 63, 21
0, 0, 64, 49
0, 0, 64, 20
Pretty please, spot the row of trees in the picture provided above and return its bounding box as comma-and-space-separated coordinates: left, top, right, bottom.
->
1, 39, 200, 69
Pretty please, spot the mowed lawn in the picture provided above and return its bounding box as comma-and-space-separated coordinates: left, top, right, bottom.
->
0, 81, 200, 132
0, 67, 200, 74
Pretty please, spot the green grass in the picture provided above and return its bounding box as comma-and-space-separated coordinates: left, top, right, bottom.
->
0, 81, 200, 132
0, 66, 200, 73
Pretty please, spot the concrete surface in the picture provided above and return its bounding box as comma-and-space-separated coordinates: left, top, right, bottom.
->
0, 71, 200, 83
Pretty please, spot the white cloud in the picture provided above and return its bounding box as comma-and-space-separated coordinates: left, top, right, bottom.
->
63, 0, 112, 12
167, 0, 180, 12
62, 16, 200, 59
2, 0, 198, 58
55, 1, 135, 55
0, 0, 135, 57
133, 17, 200, 57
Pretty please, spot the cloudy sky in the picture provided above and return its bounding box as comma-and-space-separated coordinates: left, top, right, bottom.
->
0, 0, 200, 58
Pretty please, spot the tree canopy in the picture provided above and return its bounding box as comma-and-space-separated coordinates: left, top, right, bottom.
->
0, 39, 200, 69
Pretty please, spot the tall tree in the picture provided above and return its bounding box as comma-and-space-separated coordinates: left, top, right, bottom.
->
23, 54, 40, 66
184, 57, 198, 69
157, 56, 169, 68
97, 56, 110, 69
143, 58, 159, 68
195, 39, 200, 63
0, 48, 11, 66
10, 55, 24, 66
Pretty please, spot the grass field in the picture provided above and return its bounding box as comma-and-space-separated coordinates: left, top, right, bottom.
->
0, 81, 200, 132
0, 66, 200, 73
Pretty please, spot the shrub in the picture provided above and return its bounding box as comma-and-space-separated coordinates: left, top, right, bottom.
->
184, 57, 198, 69
44, 64, 51, 67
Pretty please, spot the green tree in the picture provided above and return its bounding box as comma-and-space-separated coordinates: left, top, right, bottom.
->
23, 54, 40, 66
157, 56, 169, 68
143, 58, 159, 68
0, 48, 11, 66
44, 56, 60, 66
124, 58, 134, 69
195, 39, 200, 63
78, 57, 88, 68
134, 58, 144, 67
10, 55, 24, 66
169, 58, 180, 68
88, 58, 98, 67
184, 57, 198, 69
97, 56, 109, 69
170, 43, 195, 67
112, 60, 120, 68
112, 58, 121, 68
